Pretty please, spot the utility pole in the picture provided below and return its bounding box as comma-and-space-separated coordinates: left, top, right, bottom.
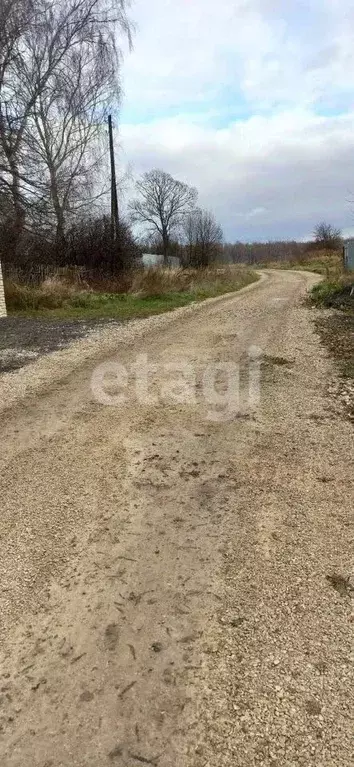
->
108, 114, 120, 272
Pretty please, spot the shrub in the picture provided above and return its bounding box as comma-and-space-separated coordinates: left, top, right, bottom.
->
310, 274, 354, 309
4, 274, 91, 311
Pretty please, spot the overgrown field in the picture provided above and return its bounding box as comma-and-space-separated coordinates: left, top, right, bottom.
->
4, 266, 258, 320
257, 248, 344, 278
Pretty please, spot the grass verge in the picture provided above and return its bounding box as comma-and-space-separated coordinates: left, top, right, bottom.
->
309, 271, 354, 419
315, 312, 354, 381
5, 266, 258, 320
309, 276, 354, 311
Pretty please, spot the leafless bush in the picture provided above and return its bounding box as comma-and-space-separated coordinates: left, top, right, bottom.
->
182, 208, 223, 267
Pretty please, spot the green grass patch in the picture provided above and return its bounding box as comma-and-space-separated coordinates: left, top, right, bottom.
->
310, 278, 354, 310
13, 292, 196, 320
8, 269, 258, 321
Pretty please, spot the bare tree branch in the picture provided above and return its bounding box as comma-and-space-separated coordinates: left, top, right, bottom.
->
129, 169, 197, 264
0, 0, 133, 256
313, 222, 342, 251
183, 207, 223, 267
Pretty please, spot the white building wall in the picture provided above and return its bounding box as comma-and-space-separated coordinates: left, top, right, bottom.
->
141, 254, 181, 269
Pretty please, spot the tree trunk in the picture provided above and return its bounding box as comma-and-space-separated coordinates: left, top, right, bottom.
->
9, 164, 26, 260
162, 229, 169, 266
48, 162, 67, 258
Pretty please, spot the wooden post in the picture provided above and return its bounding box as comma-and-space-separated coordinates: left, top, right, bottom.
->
108, 114, 120, 272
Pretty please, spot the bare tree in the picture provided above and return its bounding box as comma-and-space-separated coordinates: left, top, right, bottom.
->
313, 222, 342, 251
0, 0, 133, 256
222, 240, 308, 265
25, 46, 108, 245
129, 169, 197, 264
0, 0, 36, 249
183, 207, 223, 267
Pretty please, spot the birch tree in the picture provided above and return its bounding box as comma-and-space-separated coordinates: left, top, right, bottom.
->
0, 0, 133, 255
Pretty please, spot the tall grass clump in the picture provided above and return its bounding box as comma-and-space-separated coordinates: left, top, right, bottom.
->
4, 264, 258, 317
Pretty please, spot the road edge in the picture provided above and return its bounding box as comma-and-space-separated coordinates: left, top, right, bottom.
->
0, 273, 267, 417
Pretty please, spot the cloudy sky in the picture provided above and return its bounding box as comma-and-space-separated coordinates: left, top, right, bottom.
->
119, 0, 354, 242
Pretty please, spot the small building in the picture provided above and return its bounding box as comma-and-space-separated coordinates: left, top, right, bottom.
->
141, 253, 164, 268
343, 240, 354, 271
0, 260, 7, 317
141, 253, 181, 269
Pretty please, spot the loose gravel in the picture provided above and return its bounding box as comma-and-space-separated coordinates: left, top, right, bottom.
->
0, 278, 264, 415
0, 270, 352, 767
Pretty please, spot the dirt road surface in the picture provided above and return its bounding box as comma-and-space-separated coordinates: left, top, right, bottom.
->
0, 270, 353, 767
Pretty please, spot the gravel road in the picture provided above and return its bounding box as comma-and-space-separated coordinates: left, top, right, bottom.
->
0, 270, 353, 767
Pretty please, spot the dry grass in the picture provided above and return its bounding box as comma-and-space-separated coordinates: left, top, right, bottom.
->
128, 266, 252, 298
129, 267, 193, 297
4, 276, 89, 311
259, 249, 344, 279
4, 265, 257, 317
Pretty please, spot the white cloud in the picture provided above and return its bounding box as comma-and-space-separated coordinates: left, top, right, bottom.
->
118, 0, 354, 240
121, 109, 354, 240
236, 208, 268, 220
122, 0, 354, 114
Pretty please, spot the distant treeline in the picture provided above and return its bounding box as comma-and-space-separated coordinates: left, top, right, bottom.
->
223, 240, 311, 264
